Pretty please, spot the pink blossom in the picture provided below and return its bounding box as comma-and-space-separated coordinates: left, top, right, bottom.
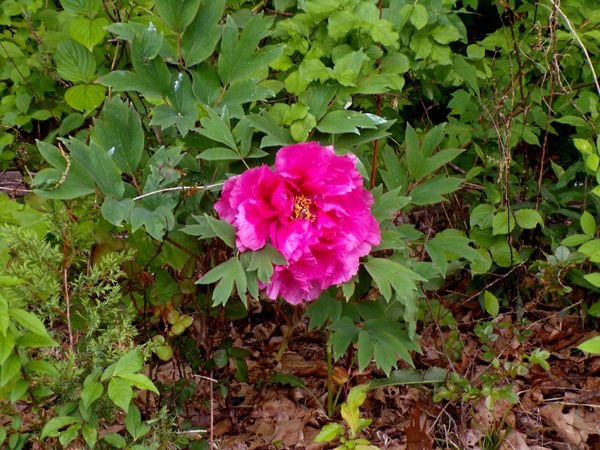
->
215, 142, 380, 304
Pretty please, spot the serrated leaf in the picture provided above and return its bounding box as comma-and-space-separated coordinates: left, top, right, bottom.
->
304, 295, 342, 330
514, 209, 544, 229
64, 84, 105, 112
492, 210, 516, 235
69, 16, 108, 49
196, 108, 237, 150
364, 258, 424, 302
55, 39, 96, 83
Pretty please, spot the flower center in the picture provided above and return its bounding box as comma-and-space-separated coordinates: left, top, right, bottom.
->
291, 195, 316, 222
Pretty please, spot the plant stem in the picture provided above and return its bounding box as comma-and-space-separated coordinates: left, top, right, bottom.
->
327, 338, 334, 417
132, 182, 223, 201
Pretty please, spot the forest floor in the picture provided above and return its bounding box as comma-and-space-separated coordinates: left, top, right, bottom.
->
152, 293, 600, 450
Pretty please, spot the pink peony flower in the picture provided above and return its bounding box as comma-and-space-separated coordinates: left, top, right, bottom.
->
215, 142, 380, 304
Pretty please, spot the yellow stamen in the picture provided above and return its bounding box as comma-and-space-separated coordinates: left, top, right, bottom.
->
292, 195, 316, 222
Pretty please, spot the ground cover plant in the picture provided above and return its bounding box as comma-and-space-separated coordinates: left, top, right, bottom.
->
1, 0, 599, 448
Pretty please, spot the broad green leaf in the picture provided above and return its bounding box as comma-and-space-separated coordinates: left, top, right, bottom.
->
64, 138, 124, 199
514, 209, 544, 230
577, 336, 600, 354
470, 204, 494, 229
414, 148, 464, 180
40, 416, 81, 439
108, 377, 133, 411
0, 354, 21, 387
113, 348, 144, 377
574, 138, 593, 155
64, 84, 105, 112
82, 424, 97, 449
246, 112, 294, 147
588, 302, 600, 318
409, 176, 462, 205
102, 433, 127, 448
198, 147, 241, 161
561, 234, 591, 246
151, 72, 197, 137
578, 239, 600, 257
409, 4, 428, 30
330, 49, 368, 86
316, 110, 378, 134
60, 0, 101, 15
0, 331, 14, 364
425, 229, 485, 275
129, 205, 175, 240
80, 381, 103, 410
370, 186, 411, 222
492, 210, 516, 235
69, 17, 108, 49
357, 331, 374, 372
489, 239, 519, 267
117, 373, 159, 394
11, 308, 52, 339
581, 211, 597, 237
431, 24, 461, 44
483, 291, 499, 317
313, 423, 344, 443
94, 97, 145, 174
330, 317, 359, 360
125, 405, 151, 441
155, 0, 201, 33
181, 0, 224, 66
0, 293, 8, 337
55, 39, 96, 83
583, 272, 600, 287
586, 153, 599, 172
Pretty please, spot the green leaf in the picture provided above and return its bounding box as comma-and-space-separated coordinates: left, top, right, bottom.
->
11, 308, 52, 339
577, 336, 600, 354
218, 15, 282, 84
313, 423, 344, 443
151, 72, 198, 137
409, 176, 463, 205
330, 317, 359, 360
0, 331, 14, 365
588, 302, 600, 318
125, 404, 151, 441
514, 209, 544, 230
95, 97, 145, 174
69, 16, 108, 49
425, 229, 485, 276
586, 153, 599, 172
584, 272, 600, 288
64, 84, 106, 112
432, 24, 461, 44
197, 258, 239, 306
60, 0, 101, 15
364, 258, 424, 302
82, 424, 97, 449
182, 214, 236, 247
117, 373, 159, 394
40, 416, 81, 439
357, 330, 374, 372
316, 110, 378, 134
470, 204, 494, 229
370, 186, 411, 222
581, 211, 597, 237
155, 0, 201, 33
113, 348, 144, 377
409, 4, 429, 29
102, 433, 127, 448
55, 39, 96, 83
330, 49, 368, 86
80, 381, 103, 410
0, 354, 21, 387
101, 197, 134, 227
247, 245, 287, 282
492, 210, 516, 235
108, 377, 133, 411
246, 112, 294, 147
483, 291, 499, 317
561, 234, 591, 246
304, 295, 342, 330
181, 0, 224, 66
414, 148, 464, 180
64, 138, 124, 199
0, 293, 8, 337
574, 138, 594, 155
196, 108, 237, 150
